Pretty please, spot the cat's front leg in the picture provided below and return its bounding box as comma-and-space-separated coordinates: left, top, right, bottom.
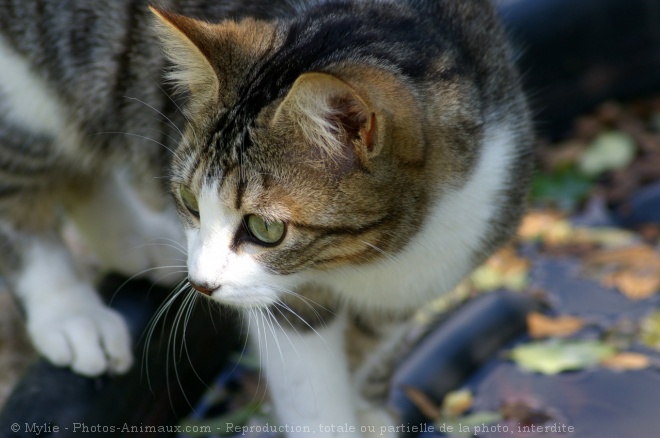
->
14, 235, 132, 376
247, 311, 361, 437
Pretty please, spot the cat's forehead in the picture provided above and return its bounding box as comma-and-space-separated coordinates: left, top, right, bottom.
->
194, 158, 322, 222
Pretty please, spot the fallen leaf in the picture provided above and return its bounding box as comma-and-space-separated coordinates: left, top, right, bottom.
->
404, 387, 441, 420
470, 246, 530, 292
604, 271, 660, 300
579, 131, 637, 176
442, 389, 473, 418
586, 244, 660, 299
600, 352, 651, 371
587, 244, 660, 269
509, 339, 616, 375
571, 227, 637, 248
640, 311, 660, 351
518, 210, 574, 245
527, 312, 585, 339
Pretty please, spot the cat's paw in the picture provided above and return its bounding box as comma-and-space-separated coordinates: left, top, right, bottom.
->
27, 295, 133, 376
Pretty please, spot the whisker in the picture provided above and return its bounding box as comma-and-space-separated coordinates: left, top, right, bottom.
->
123, 96, 184, 137
361, 240, 402, 264
151, 78, 191, 124
168, 288, 197, 412
90, 131, 176, 155
141, 281, 188, 391
272, 301, 341, 368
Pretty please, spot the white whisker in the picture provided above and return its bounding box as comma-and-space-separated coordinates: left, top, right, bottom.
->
123, 96, 184, 137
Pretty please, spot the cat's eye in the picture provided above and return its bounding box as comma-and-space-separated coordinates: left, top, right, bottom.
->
179, 185, 199, 217
246, 215, 286, 245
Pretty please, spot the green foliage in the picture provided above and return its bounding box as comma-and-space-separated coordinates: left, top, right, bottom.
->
531, 166, 594, 211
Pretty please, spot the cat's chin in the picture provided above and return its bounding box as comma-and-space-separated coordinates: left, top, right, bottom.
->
205, 286, 280, 310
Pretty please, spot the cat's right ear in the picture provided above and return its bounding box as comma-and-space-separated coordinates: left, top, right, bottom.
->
150, 6, 220, 112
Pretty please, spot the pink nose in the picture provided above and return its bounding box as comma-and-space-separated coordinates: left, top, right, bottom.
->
189, 280, 216, 296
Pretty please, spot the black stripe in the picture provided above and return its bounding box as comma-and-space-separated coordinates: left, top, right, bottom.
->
210, 1, 439, 165
112, 0, 143, 118
291, 215, 390, 237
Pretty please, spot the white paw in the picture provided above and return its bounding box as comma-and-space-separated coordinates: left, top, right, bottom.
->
28, 296, 133, 376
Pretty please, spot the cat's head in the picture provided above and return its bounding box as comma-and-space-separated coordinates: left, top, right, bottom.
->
150, 6, 495, 309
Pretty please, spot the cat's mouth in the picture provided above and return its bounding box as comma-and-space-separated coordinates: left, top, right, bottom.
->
189, 281, 280, 309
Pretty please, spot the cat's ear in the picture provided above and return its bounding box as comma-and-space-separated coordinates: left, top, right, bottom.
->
273, 72, 379, 170
150, 6, 220, 110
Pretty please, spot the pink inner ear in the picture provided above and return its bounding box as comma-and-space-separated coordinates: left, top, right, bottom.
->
327, 95, 372, 146
363, 113, 377, 153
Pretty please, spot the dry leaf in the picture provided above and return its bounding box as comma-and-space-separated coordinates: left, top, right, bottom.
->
518, 211, 573, 245
527, 312, 585, 339
509, 339, 616, 375
587, 244, 660, 300
640, 311, 660, 351
470, 245, 530, 292
600, 352, 651, 371
442, 389, 473, 418
571, 227, 637, 248
604, 271, 660, 300
404, 387, 441, 420
587, 244, 660, 270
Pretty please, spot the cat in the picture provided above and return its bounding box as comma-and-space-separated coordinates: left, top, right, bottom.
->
0, 0, 533, 435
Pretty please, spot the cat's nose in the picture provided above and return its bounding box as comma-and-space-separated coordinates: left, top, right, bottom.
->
189, 280, 218, 296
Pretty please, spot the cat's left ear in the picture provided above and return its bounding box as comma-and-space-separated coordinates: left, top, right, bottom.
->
150, 6, 220, 112
273, 72, 379, 170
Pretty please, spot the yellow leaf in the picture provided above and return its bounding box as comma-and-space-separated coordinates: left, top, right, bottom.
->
470, 246, 530, 292
518, 211, 573, 245
442, 389, 473, 418
640, 311, 660, 351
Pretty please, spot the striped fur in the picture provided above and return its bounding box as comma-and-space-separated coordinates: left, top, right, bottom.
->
0, 0, 533, 433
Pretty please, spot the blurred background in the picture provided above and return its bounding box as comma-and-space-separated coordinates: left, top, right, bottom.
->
2, 1, 660, 437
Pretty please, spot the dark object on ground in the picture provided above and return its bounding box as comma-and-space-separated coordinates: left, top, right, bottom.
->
389, 291, 539, 436
0, 274, 240, 438
612, 181, 660, 229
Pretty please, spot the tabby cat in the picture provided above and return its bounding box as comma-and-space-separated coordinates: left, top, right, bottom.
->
0, 0, 532, 434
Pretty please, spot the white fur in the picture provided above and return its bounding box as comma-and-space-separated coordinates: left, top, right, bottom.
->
0, 36, 84, 159
190, 122, 517, 437
315, 122, 517, 311
247, 312, 361, 437
0, 36, 186, 374
14, 239, 133, 376
67, 169, 185, 286
186, 181, 293, 307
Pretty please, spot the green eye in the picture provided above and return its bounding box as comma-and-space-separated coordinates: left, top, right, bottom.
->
179, 185, 199, 217
247, 215, 286, 245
